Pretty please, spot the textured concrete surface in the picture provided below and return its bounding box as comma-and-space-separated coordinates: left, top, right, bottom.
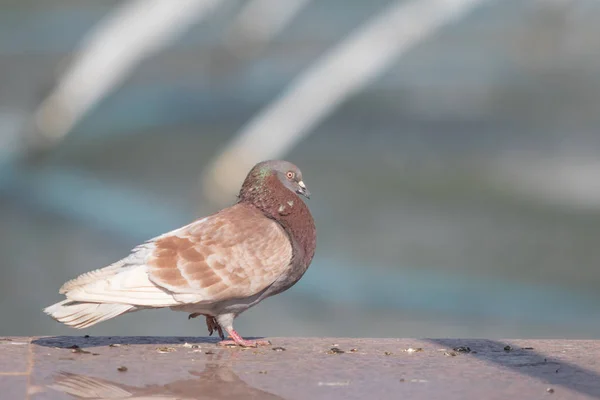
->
0, 337, 599, 399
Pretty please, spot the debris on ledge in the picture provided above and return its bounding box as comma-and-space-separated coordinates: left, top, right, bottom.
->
1, 337, 599, 399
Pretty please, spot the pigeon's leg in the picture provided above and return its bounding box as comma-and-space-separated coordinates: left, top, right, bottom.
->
205, 316, 224, 340
189, 313, 224, 339
215, 313, 271, 348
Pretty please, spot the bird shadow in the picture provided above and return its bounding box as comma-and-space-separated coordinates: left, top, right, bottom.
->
425, 339, 600, 399
32, 335, 267, 349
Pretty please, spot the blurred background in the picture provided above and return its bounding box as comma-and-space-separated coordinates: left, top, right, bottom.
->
1, 0, 600, 339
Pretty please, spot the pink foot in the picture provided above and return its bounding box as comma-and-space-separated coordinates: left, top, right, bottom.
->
217, 329, 270, 348
217, 339, 271, 347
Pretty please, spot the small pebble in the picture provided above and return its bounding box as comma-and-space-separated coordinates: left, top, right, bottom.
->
318, 381, 350, 387
504, 345, 512, 352
259, 370, 268, 374
156, 347, 176, 353
444, 351, 457, 357
69, 345, 92, 355
205, 350, 215, 355
384, 351, 393, 356
453, 346, 471, 353
117, 366, 128, 372
272, 347, 286, 352
109, 344, 121, 348
349, 348, 358, 353
84, 335, 90, 338
547, 388, 554, 394
405, 348, 423, 353
327, 347, 345, 355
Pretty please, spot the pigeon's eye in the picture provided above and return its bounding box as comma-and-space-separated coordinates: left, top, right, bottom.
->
286, 171, 295, 180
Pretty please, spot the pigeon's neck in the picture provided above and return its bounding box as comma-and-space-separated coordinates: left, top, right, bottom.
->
238, 176, 316, 267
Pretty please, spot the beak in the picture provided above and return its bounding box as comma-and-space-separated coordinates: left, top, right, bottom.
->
296, 180, 311, 199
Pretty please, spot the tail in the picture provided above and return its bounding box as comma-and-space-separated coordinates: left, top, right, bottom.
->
44, 239, 180, 329
43, 300, 135, 329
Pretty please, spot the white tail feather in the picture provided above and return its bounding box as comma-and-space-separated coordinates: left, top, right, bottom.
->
44, 300, 135, 329
59, 249, 147, 294
44, 225, 200, 329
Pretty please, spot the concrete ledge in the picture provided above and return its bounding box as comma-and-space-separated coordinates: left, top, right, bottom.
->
1, 337, 599, 399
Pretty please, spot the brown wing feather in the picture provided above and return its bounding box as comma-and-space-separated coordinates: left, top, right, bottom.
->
147, 203, 293, 303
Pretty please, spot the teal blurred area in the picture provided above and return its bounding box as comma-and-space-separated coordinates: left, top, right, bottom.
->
2, 0, 600, 338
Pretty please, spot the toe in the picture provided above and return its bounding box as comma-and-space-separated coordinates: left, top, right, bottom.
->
217, 339, 271, 348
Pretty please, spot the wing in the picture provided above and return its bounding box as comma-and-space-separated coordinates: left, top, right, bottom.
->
147, 203, 293, 303
61, 204, 292, 307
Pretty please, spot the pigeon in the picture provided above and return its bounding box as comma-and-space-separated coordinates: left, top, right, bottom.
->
44, 160, 316, 347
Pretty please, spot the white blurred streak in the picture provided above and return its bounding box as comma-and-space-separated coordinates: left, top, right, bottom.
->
33, 0, 223, 144
225, 0, 312, 54
493, 153, 600, 211
204, 0, 488, 205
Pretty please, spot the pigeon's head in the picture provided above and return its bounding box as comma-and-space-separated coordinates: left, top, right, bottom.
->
239, 160, 316, 266
239, 160, 311, 201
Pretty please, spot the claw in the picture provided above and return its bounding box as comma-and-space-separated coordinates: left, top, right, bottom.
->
205, 316, 224, 340
206, 317, 214, 336
188, 313, 225, 340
